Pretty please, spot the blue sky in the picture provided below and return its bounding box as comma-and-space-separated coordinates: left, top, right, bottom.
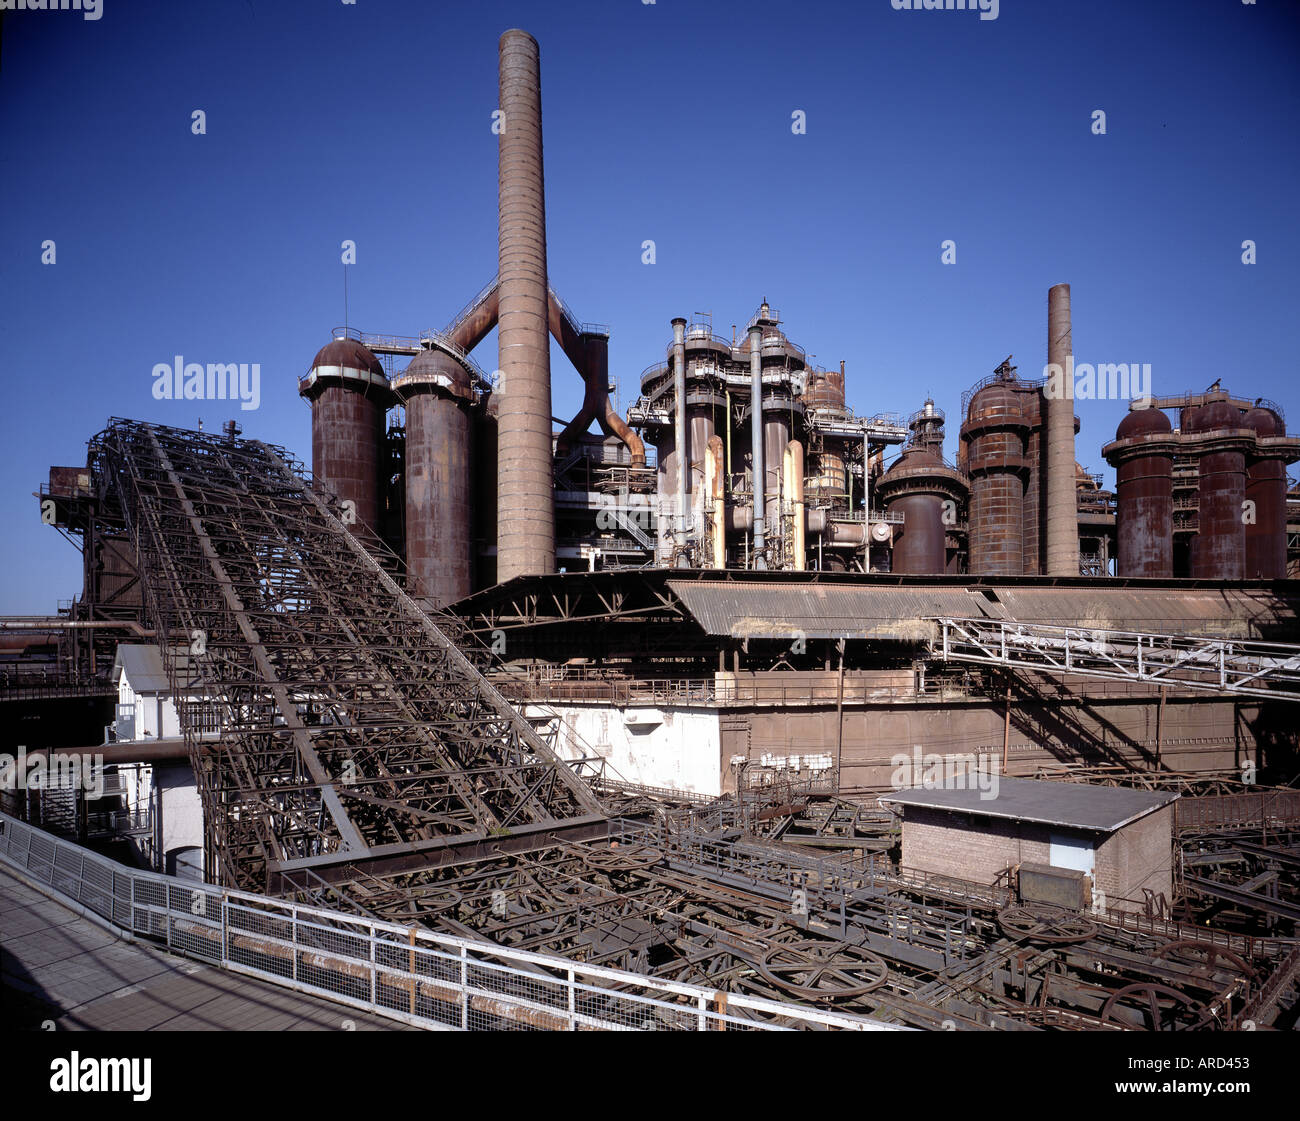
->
1, 0, 1297, 611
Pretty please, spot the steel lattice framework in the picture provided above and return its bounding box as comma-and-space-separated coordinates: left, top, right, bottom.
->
90, 419, 605, 896
930, 616, 1300, 702
67, 420, 1297, 1030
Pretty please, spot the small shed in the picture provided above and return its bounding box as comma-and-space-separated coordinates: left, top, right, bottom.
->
112, 644, 190, 741
110, 644, 205, 879
879, 777, 1179, 914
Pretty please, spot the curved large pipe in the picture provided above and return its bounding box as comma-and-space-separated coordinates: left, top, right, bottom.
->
448, 280, 500, 353
549, 293, 645, 465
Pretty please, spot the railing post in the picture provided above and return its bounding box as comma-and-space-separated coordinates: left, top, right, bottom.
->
407, 925, 416, 1014
567, 968, 577, 1030
460, 945, 469, 1030
368, 924, 376, 1008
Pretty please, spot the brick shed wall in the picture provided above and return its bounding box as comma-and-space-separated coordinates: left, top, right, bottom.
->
1093, 804, 1174, 912
901, 806, 1051, 886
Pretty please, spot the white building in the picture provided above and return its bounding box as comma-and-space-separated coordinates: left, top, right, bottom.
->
110, 645, 207, 879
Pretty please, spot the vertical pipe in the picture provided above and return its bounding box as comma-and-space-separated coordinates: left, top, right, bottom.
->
1001, 680, 1011, 775
1045, 283, 1078, 576
749, 325, 766, 567
703, 428, 716, 568
496, 29, 554, 581
672, 317, 688, 556
710, 435, 727, 568
1156, 686, 1166, 769
863, 435, 871, 573
788, 440, 806, 571
725, 388, 732, 480
782, 444, 793, 571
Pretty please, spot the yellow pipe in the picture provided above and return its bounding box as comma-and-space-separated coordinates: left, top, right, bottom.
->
709, 435, 726, 568
788, 439, 806, 570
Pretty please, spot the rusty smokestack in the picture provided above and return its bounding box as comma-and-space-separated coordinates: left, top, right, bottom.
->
749, 324, 766, 567
496, 29, 554, 581
1045, 283, 1078, 576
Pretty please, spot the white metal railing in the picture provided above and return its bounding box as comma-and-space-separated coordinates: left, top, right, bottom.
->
930, 617, 1300, 702
440, 276, 497, 338
0, 811, 898, 1032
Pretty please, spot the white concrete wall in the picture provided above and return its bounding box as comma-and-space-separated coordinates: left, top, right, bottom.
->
532, 703, 722, 797
155, 762, 204, 875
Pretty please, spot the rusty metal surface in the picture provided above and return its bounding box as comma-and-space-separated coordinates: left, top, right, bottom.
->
763, 412, 791, 510
552, 325, 646, 466
398, 364, 473, 606
1244, 406, 1287, 579
496, 29, 555, 581
1192, 452, 1247, 579
962, 377, 1028, 575
447, 279, 499, 352
890, 492, 945, 574
1110, 408, 1175, 578
301, 338, 391, 536
307, 381, 389, 535
877, 436, 966, 575
1020, 386, 1043, 575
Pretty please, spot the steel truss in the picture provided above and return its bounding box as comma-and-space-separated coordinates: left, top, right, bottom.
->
930, 616, 1300, 702
90, 419, 603, 894
73, 420, 1296, 1029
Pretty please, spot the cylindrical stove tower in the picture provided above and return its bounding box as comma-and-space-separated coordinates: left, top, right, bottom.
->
879, 402, 967, 575
1244, 405, 1287, 579
763, 411, 791, 511
962, 379, 1028, 575
394, 350, 474, 606
1186, 399, 1247, 579
496, 29, 554, 581
1104, 406, 1174, 578
878, 449, 967, 575
299, 336, 391, 534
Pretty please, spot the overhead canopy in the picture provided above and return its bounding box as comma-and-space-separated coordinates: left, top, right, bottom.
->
665, 577, 1296, 644
668, 580, 944, 642
880, 777, 1179, 834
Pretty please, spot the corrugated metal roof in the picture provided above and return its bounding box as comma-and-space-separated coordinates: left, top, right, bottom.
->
880, 776, 1179, 833
668, 581, 954, 641
668, 580, 1297, 642
986, 587, 1289, 637
112, 644, 195, 693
